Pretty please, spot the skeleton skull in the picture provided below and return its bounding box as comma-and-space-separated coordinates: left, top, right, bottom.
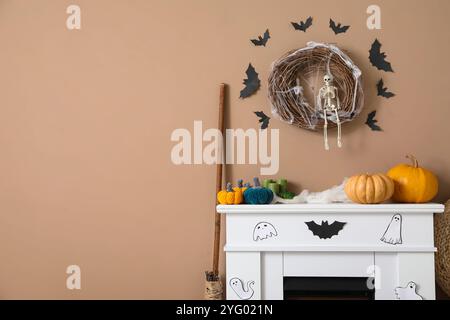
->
323, 74, 333, 84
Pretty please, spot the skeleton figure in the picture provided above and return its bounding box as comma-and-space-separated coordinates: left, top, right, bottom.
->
318, 74, 342, 150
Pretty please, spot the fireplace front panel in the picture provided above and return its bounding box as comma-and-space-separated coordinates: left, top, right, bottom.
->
283, 252, 374, 277
219, 203, 444, 300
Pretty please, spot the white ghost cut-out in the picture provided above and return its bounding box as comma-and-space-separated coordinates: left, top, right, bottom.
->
394, 281, 423, 300
253, 222, 278, 241
381, 214, 402, 245
229, 277, 255, 300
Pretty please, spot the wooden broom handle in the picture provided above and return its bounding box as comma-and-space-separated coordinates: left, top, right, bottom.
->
212, 83, 226, 276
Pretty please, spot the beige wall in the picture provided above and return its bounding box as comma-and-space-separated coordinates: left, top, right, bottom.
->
0, 0, 449, 299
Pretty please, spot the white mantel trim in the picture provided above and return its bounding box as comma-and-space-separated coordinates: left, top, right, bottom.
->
217, 203, 444, 214
224, 245, 437, 253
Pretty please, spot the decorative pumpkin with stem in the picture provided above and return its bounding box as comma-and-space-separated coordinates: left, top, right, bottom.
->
345, 173, 394, 204
387, 155, 438, 203
233, 179, 249, 193
243, 177, 274, 205
217, 182, 243, 205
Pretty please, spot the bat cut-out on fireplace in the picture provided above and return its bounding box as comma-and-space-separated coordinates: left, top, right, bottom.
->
305, 220, 346, 239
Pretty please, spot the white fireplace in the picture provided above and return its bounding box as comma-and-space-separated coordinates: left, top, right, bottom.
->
217, 203, 444, 300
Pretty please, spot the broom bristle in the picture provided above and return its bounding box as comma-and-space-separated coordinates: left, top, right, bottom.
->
205, 271, 219, 282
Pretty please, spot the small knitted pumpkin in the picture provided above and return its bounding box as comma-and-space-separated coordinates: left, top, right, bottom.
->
243, 177, 274, 205
217, 182, 243, 205
233, 179, 249, 193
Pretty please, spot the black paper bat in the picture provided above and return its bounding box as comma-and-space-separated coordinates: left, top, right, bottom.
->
305, 220, 346, 239
291, 16, 313, 32
365, 110, 382, 131
377, 79, 395, 98
329, 19, 350, 34
251, 29, 270, 47
254, 111, 270, 130
239, 63, 261, 99
369, 39, 394, 72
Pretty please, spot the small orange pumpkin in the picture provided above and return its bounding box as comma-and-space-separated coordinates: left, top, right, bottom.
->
387, 155, 438, 203
345, 173, 394, 204
217, 182, 243, 205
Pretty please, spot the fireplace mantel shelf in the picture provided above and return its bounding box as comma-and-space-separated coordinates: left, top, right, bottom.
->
217, 203, 444, 214
224, 245, 437, 252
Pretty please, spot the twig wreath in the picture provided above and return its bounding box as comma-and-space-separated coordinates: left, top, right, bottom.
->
268, 42, 364, 134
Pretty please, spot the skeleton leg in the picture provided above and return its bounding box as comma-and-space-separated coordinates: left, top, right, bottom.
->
323, 110, 329, 150
334, 109, 342, 148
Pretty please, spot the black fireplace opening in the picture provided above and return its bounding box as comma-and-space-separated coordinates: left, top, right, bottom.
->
284, 277, 375, 300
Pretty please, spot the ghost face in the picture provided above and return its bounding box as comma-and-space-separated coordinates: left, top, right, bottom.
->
390, 214, 402, 233
230, 278, 241, 288
381, 214, 403, 245
229, 277, 255, 300
407, 282, 417, 290
253, 222, 278, 241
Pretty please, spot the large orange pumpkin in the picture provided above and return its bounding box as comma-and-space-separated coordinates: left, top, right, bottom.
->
345, 173, 394, 204
387, 155, 438, 203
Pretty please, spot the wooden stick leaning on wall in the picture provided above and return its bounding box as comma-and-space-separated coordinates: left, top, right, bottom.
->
213, 83, 226, 276
204, 83, 226, 300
